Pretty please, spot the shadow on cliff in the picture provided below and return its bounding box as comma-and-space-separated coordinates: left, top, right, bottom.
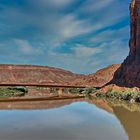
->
105, 62, 138, 88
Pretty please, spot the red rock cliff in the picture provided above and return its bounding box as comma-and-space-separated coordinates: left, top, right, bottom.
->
128, 0, 140, 63
113, 0, 140, 87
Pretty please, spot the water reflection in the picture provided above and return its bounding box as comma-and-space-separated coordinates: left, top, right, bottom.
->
0, 98, 139, 140
113, 107, 140, 140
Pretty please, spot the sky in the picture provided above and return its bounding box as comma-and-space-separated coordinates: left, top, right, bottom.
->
0, 0, 130, 74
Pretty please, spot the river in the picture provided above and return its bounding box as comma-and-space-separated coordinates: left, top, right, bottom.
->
0, 98, 139, 140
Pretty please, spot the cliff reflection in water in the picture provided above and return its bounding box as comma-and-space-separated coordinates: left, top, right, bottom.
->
113, 106, 140, 140
0, 97, 139, 140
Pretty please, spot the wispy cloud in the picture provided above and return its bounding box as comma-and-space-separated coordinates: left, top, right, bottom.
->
14, 39, 33, 55
79, 0, 114, 13
14, 39, 43, 55
73, 45, 102, 58
0, 0, 130, 73
91, 26, 130, 43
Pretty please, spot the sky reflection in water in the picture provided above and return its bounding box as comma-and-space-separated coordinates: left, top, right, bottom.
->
0, 102, 128, 140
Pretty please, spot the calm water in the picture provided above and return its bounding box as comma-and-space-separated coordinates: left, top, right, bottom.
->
0, 99, 139, 140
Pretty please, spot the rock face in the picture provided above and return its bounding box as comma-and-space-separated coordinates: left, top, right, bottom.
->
129, 0, 140, 62
0, 65, 80, 85
112, 0, 140, 87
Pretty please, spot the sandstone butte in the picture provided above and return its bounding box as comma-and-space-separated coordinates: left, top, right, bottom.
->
0, 0, 139, 90
111, 0, 140, 88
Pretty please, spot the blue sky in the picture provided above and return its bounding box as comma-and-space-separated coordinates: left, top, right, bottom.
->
0, 0, 130, 74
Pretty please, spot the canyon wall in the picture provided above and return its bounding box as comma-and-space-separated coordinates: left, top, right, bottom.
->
112, 0, 140, 87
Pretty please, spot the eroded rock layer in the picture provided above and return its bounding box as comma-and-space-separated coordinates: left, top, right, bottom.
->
73, 64, 120, 87
0, 65, 80, 85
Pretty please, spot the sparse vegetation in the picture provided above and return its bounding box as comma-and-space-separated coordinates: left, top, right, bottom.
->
50, 87, 57, 94
0, 87, 27, 97
96, 88, 140, 103
68, 87, 98, 95
106, 98, 140, 112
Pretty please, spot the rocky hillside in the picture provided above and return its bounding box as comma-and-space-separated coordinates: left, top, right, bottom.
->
72, 64, 120, 87
0, 65, 80, 85
112, 0, 140, 87
0, 64, 120, 87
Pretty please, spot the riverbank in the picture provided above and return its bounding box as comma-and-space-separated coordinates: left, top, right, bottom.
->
93, 84, 140, 104
0, 86, 140, 104
67, 85, 140, 104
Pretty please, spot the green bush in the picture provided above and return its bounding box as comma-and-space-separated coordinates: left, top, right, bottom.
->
0, 87, 27, 97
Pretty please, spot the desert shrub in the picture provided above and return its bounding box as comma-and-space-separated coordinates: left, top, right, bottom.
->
68, 88, 81, 94
0, 87, 27, 97
68, 87, 98, 95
